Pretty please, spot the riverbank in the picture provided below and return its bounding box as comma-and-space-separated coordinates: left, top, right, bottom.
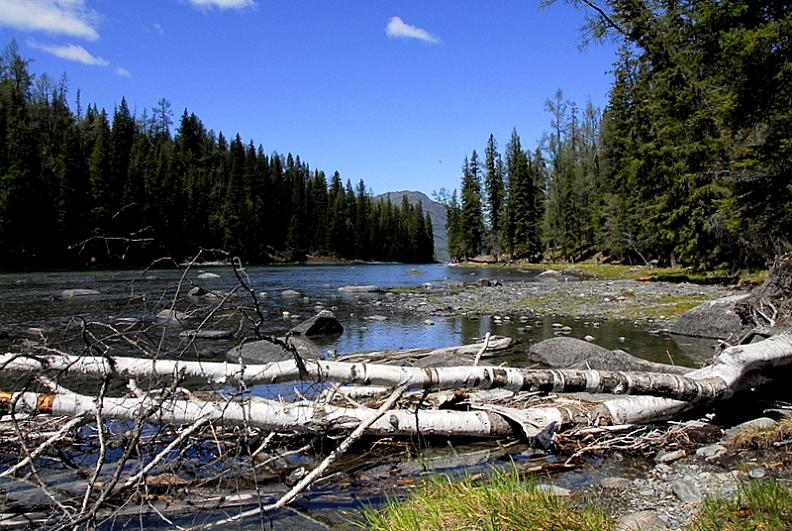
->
382, 274, 736, 323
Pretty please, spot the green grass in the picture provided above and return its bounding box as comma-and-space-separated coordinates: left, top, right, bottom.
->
359, 471, 614, 531
688, 480, 792, 530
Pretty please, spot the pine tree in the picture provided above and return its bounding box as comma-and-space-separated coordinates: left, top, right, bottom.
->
459, 152, 484, 259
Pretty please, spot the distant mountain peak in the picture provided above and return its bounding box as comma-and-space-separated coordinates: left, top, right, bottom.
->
375, 190, 449, 262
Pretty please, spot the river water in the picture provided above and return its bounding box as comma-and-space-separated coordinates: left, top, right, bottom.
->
0, 263, 704, 367
0, 263, 713, 528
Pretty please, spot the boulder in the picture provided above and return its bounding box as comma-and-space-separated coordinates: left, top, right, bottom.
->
528, 337, 690, 374
280, 289, 302, 298
187, 286, 207, 297
669, 294, 751, 340
290, 310, 343, 337
58, 289, 100, 299
536, 270, 562, 282
156, 309, 187, 323
226, 337, 322, 364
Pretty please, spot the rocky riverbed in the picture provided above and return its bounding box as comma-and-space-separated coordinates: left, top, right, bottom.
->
381, 275, 735, 324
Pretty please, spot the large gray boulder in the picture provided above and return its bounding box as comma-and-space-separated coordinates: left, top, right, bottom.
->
528, 337, 689, 374
290, 310, 343, 337
669, 294, 750, 340
226, 336, 322, 364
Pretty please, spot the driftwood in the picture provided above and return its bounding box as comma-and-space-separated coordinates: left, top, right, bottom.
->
2, 332, 792, 439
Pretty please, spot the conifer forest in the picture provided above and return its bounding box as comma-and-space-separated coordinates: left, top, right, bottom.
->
0, 41, 435, 268
447, 1, 791, 271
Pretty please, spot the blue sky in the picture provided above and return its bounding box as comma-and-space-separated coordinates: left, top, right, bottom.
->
0, 0, 618, 196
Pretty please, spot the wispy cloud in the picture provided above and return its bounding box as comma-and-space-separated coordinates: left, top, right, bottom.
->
148, 23, 164, 35
115, 67, 131, 77
0, 0, 99, 40
386, 16, 439, 44
30, 41, 108, 66
187, 0, 255, 10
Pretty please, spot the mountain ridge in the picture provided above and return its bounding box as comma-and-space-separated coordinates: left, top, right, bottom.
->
375, 191, 449, 262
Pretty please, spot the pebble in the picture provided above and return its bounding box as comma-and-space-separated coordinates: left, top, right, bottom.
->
616, 511, 668, 531
424, 319, 435, 326
655, 449, 686, 464
584, 335, 596, 342
600, 477, 632, 490
534, 484, 571, 497
749, 467, 767, 479
618, 336, 626, 342
696, 443, 726, 460
671, 479, 702, 503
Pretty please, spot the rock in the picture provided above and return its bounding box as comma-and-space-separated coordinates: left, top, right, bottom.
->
156, 309, 187, 323
654, 463, 672, 474
616, 511, 667, 531
749, 467, 767, 479
414, 352, 476, 368
670, 294, 751, 340
474, 278, 502, 287
424, 319, 435, 326
723, 417, 777, 441
671, 479, 702, 503
600, 477, 632, 490
197, 272, 220, 279
366, 315, 388, 322
534, 484, 570, 496
584, 335, 595, 342
290, 310, 343, 337
655, 449, 686, 464
338, 285, 381, 294
696, 443, 727, 460
187, 286, 207, 297
24, 327, 46, 337
528, 337, 690, 373
280, 289, 302, 298
536, 270, 562, 282
58, 288, 100, 299
226, 337, 322, 364
180, 329, 233, 340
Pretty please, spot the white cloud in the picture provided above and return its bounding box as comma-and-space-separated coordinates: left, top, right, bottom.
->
148, 23, 164, 35
187, 0, 255, 10
115, 67, 131, 77
386, 16, 438, 44
0, 0, 99, 40
31, 41, 108, 66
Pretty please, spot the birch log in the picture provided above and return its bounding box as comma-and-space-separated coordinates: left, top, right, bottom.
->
0, 390, 518, 437
0, 352, 726, 402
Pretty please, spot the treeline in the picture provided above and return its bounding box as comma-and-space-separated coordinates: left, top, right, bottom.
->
0, 42, 434, 268
448, 1, 791, 270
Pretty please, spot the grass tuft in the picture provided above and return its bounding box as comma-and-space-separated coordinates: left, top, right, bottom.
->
728, 418, 792, 450
688, 480, 792, 530
358, 471, 613, 531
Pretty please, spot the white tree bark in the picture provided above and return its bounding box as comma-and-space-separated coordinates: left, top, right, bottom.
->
0, 351, 726, 401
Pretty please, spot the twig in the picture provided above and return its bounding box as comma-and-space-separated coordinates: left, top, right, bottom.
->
0, 415, 87, 479
473, 332, 492, 366
121, 414, 213, 490
205, 382, 409, 528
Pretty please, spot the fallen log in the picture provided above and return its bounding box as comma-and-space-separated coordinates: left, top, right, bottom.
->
0, 351, 726, 402
1, 332, 791, 439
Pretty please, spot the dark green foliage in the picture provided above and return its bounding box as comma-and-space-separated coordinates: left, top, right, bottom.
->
448, 1, 790, 269
0, 43, 433, 267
